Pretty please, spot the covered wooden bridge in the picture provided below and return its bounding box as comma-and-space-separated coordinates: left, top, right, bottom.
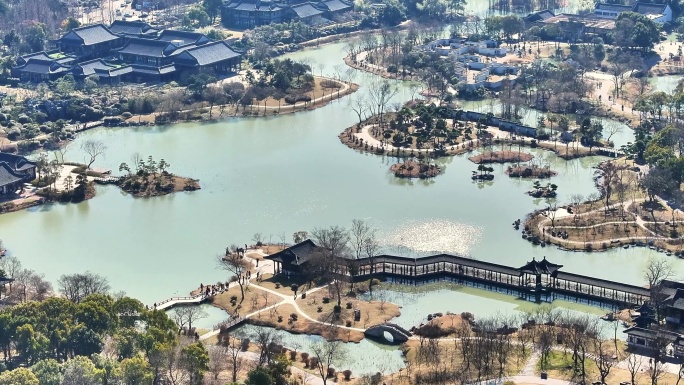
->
265, 241, 651, 306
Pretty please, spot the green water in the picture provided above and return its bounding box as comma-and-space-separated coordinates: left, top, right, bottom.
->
650, 75, 683, 94
0, 42, 673, 308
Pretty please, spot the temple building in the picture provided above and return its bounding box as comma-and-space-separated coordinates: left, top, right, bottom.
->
0, 153, 36, 195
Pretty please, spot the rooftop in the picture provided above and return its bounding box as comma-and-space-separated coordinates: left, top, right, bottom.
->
60, 24, 120, 46
108, 20, 156, 36
173, 41, 241, 65
519, 257, 562, 275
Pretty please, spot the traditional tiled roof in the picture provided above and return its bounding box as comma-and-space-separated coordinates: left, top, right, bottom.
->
595, 3, 633, 12
17, 51, 77, 66
624, 326, 682, 343
266, 239, 327, 266
173, 41, 241, 66
13, 59, 70, 75
157, 30, 209, 46
0, 162, 25, 188
632, 2, 668, 15
72, 59, 132, 78
115, 38, 179, 58
0, 153, 36, 172
519, 257, 562, 275
291, 3, 324, 18
322, 0, 351, 12
524, 9, 555, 23
665, 289, 684, 311
129, 64, 176, 75
60, 24, 120, 46
109, 20, 156, 37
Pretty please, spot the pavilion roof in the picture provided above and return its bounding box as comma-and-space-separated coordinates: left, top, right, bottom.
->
519, 257, 562, 275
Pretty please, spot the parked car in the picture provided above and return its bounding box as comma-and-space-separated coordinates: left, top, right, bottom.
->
140, 12, 148, 17
124, 12, 132, 17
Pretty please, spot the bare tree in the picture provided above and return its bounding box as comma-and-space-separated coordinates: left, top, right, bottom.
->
591, 325, 616, 384
350, 219, 373, 260
644, 258, 675, 319
218, 332, 245, 382
172, 306, 208, 332
349, 96, 368, 129
311, 226, 349, 258
81, 139, 107, 170
309, 327, 348, 385
216, 252, 249, 303
626, 354, 642, 385
0, 255, 21, 293
367, 80, 399, 128
253, 327, 281, 366
57, 271, 110, 303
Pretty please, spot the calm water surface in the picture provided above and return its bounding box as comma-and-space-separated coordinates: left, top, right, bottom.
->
0, 42, 676, 307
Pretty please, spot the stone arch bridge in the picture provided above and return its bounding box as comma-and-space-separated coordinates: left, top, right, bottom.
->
364, 323, 412, 344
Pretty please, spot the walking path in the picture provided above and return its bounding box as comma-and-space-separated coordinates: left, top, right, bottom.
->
534, 197, 684, 249
353, 125, 620, 158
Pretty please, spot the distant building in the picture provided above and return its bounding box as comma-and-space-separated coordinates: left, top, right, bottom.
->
0, 153, 36, 195
535, 13, 616, 41
55, 24, 123, 60
416, 39, 518, 91
13, 21, 243, 84
593, 2, 672, 24
221, 0, 353, 28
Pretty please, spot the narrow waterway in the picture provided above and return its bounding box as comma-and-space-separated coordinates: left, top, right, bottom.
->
0, 41, 675, 307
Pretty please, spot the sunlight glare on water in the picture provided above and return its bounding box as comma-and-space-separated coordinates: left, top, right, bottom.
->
382, 219, 482, 255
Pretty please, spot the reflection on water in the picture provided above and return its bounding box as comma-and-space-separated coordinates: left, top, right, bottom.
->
382, 219, 482, 255
233, 324, 406, 375
165, 304, 230, 329
650, 75, 683, 94
361, 284, 621, 340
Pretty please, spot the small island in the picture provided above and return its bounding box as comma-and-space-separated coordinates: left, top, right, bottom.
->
116, 156, 200, 198
469, 150, 533, 164
526, 181, 558, 198
390, 159, 442, 179
507, 164, 557, 179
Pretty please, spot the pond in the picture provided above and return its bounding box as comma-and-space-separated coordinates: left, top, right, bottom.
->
0, 40, 675, 309
650, 75, 683, 94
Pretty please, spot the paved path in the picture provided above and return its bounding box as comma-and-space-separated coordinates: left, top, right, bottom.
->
519, 350, 541, 377
353, 124, 620, 158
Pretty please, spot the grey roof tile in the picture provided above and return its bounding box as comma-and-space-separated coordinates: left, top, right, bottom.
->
64, 24, 120, 46
174, 41, 241, 66
291, 3, 323, 18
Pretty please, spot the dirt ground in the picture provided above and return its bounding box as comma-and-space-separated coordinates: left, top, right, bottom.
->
247, 303, 366, 343
211, 284, 283, 316
295, 286, 401, 330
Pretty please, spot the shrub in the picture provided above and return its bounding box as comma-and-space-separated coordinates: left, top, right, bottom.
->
277, 315, 283, 322
346, 302, 352, 309
322, 297, 330, 304
290, 313, 298, 321
284, 94, 312, 104
333, 305, 342, 314
275, 283, 281, 289
289, 350, 297, 360
320, 79, 342, 89
327, 367, 336, 377
317, 306, 323, 312
309, 357, 319, 368
345, 320, 352, 327
301, 352, 309, 363
240, 338, 250, 351
342, 370, 352, 380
